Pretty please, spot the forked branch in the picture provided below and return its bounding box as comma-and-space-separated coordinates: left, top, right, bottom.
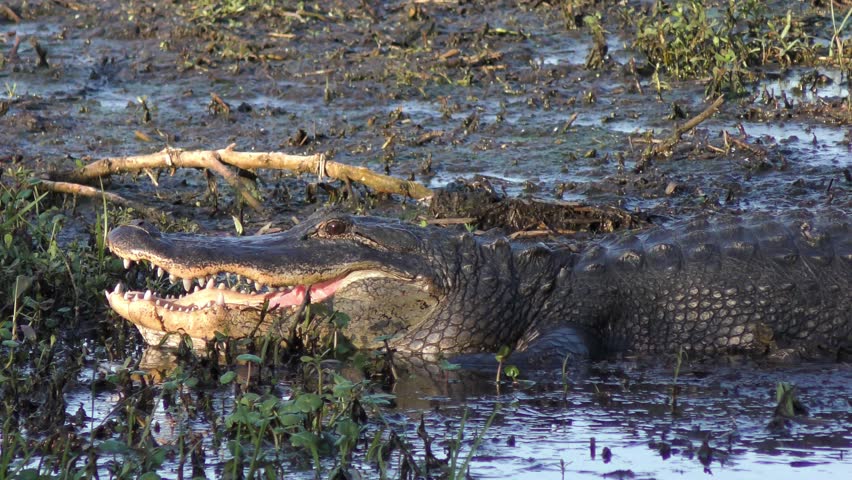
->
53, 145, 434, 207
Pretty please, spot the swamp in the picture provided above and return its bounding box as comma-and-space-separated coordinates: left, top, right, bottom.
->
0, 0, 850, 478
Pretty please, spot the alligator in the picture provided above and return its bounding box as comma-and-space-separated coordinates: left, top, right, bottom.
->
106, 210, 851, 362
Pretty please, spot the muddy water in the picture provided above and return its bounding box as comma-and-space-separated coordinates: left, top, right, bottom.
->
64, 353, 851, 479
2, 1, 850, 478
406, 362, 852, 479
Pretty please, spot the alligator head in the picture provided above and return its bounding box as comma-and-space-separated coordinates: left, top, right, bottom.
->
106, 213, 448, 349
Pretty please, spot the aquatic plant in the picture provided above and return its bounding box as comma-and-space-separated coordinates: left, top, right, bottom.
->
633, 0, 813, 96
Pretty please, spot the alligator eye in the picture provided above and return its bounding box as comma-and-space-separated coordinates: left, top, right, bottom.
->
322, 219, 347, 236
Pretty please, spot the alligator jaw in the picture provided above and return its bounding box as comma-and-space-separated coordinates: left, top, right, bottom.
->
105, 253, 403, 345
105, 215, 441, 348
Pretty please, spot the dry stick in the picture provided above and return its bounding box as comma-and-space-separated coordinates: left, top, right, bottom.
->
424, 217, 478, 225
0, 3, 21, 22
723, 131, 768, 157
213, 146, 434, 199
59, 145, 434, 201
58, 147, 261, 210
39, 180, 164, 220
206, 151, 262, 210
654, 95, 725, 156
508, 229, 578, 240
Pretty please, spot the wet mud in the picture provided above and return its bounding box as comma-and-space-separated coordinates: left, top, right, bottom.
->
1, 0, 850, 478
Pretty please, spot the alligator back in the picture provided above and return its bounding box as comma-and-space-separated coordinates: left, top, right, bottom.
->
525, 210, 851, 359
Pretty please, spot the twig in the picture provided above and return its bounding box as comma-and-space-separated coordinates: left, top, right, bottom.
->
38, 179, 166, 221
561, 112, 579, 133
723, 131, 768, 157
653, 96, 725, 156
424, 217, 477, 225
508, 229, 578, 239
0, 3, 21, 22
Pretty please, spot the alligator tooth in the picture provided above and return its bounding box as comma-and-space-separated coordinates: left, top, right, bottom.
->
206, 278, 216, 289
165, 304, 172, 311
217, 283, 226, 290
157, 267, 165, 278
155, 299, 163, 306
169, 274, 178, 284
124, 292, 131, 300
103, 290, 109, 299
183, 278, 193, 291
217, 292, 225, 306
193, 285, 200, 293
230, 285, 239, 292
144, 290, 152, 301
123, 258, 132, 269
255, 281, 263, 291
113, 283, 123, 294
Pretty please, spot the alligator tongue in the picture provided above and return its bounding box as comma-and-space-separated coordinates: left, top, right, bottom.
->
266, 275, 347, 310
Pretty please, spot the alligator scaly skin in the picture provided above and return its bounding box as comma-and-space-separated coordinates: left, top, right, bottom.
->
396, 210, 850, 359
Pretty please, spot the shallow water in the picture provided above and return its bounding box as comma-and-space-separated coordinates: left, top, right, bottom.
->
60, 353, 851, 479
392, 360, 852, 479
2, 1, 850, 477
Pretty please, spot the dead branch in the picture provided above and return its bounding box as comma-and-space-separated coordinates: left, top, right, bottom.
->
508, 229, 579, 239
38, 179, 167, 221
653, 95, 725, 156
423, 217, 478, 225
722, 130, 768, 157
0, 3, 21, 22
53, 145, 434, 202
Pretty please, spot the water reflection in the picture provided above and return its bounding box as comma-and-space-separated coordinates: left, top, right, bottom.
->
64, 347, 852, 479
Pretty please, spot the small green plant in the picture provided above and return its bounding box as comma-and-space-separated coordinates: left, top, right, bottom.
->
3, 81, 16, 100
446, 406, 500, 480
829, 1, 852, 67
504, 364, 520, 383
633, 0, 812, 96
774, 382, 807, 418
670, 345, 685, 412
561, 351, 572, 399
219, 354, 394, 478
495, 345, 511, 383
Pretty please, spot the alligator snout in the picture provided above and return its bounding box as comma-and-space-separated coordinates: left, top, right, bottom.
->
107, 220, 162, 249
